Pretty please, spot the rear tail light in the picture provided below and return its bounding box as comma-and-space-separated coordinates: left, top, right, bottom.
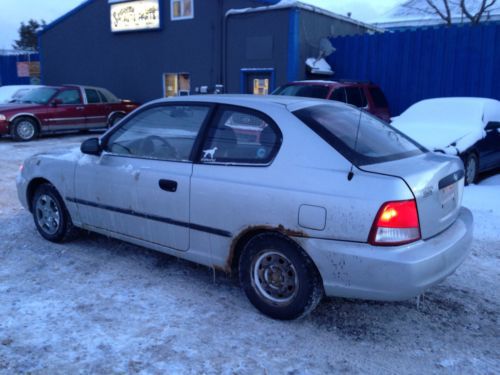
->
369, 200, 421, 246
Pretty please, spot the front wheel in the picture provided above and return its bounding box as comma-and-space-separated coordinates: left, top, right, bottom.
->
464, 153, 479, 185
32, 184, 76, 242
10, 117, 39, 141
239, 233, 323, 320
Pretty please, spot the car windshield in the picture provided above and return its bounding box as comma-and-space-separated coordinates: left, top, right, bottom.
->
17, 87, 58, 104
272, 84, 330, 99
293, 103, 426, 165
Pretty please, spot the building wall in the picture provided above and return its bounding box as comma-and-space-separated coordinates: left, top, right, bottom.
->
225, 9, 290, 93
327, 23, 500, 115
295, 9, 373, 86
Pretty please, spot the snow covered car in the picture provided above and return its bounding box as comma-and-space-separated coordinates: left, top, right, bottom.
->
16, 95, 473, 320
392, 98, 500, 185
0, 85, 43, 104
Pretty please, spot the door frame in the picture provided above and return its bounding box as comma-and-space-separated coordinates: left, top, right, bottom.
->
240, 68, 275, 94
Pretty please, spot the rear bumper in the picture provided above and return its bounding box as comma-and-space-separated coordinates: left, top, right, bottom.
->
297, 207, 473, 301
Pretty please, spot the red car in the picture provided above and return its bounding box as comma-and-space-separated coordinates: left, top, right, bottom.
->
272, 80, 391, 121
0, 85, 139, 141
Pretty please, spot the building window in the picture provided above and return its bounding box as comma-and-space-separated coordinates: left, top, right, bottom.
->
171, 0, 194, 21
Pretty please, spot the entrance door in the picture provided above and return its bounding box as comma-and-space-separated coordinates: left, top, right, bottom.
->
241, 69, 274, 95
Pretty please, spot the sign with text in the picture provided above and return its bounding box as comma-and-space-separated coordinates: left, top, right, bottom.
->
110, 0, 160, 32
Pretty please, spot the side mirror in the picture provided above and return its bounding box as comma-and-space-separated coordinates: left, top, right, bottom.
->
81, 137, 102, 156
51, 98, 63, 107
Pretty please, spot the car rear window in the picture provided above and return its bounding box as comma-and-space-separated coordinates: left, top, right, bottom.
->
85, 89, 101, 104
272, 85, 330, 99
293, 104, 426, 165
369, 87, 389, 108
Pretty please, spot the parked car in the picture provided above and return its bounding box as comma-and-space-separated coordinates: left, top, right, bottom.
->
17, 95, 472, 320
0, 85, 140, 141
272, 80, 391, 121
392, 97, 500, 185
0, 85, 44, 104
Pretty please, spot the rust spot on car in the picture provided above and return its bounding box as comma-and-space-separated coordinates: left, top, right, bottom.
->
224, 225, 309, 274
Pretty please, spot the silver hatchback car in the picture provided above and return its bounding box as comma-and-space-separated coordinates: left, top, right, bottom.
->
17, 95, 473, 320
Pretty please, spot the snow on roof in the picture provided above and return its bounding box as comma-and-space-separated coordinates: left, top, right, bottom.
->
226, 1, 383, 33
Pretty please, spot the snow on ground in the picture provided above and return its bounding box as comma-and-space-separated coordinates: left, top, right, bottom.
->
0, 134, 499, 374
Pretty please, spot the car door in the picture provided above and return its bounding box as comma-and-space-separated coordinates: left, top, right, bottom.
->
83, 88, 109, 129
73, 103, 212, 251
46, 88, 86, 130
477, 121, 500, 170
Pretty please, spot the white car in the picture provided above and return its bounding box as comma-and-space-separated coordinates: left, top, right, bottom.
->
392, 97, 500, 184
0, 85, 43, 104
16, 95, 473, 319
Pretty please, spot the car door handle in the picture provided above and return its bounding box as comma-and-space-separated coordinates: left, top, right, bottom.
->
159, 179, 177, 192
76, 106, 85, 110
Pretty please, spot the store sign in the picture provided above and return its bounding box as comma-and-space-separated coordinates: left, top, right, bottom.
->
110, 0, 160, 32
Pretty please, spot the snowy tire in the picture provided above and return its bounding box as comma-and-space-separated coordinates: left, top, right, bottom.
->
239, 233, 323, 320
32, 184, 76, 243
10, 117, 39, 142
464, 153, 478, 185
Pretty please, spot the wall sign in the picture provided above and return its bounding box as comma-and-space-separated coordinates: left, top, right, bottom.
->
110, 0, 160, 32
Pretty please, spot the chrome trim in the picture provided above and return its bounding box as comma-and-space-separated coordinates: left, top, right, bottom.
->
9, 112, 40, 123
47, 117, 87, 122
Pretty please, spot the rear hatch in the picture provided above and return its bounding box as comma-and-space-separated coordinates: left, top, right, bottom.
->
361, 152, 464, 239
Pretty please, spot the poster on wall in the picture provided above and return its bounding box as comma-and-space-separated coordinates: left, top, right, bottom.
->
110, 0, 160, 32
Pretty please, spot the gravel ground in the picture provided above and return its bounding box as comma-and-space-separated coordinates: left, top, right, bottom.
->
0, 134, 499, 374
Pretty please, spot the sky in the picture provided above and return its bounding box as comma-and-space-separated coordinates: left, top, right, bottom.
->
0, 0, 401, 50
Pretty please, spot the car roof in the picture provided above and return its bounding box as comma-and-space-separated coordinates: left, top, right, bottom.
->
147, 94, 330, 110
284, 80, 375, 87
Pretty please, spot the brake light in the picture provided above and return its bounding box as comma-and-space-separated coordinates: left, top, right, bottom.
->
369, 200, 421, 246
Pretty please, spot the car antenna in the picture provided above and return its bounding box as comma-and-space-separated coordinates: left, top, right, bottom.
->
347, 108, 363, 181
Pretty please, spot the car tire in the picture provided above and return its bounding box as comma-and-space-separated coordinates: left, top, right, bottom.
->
10, 117, 39, 142
464, 153, 479, 185
239, 233, 323, 320
108, 113, 125, 128
32, 184, 77, 243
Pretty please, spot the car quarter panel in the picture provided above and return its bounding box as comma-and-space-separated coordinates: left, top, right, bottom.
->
16, 150, 81, 220
189, 106, 415, 270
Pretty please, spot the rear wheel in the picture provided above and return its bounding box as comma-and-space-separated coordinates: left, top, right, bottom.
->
464, 153, 478, 185
32, 184, 76, 242
10, 117, 39, 141
239, 233, 323, 320
108, 113, 125, 128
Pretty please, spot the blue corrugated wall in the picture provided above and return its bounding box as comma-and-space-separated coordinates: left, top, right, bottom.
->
0, 54, 39, 86
327, 24, 500, 116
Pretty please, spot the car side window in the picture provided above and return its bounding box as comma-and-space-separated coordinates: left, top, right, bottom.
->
105, 105, 210, 161
330, 88, 346, 103
85, 89, 101, 104
200, 107, 281, 165
97, 90, 109, 103
54, 89, 82, 105
345, 87, 366, 108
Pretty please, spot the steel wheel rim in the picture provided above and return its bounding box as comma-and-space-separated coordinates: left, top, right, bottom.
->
466, 157, 477, 184
17, 121, 35, 140
252, 251, 299, 304
35, 194, 61, 235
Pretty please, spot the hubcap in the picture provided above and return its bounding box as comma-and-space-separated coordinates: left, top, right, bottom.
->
17, 121, 36, 140
35, 194, 61, 235
466, 157, 477, 184
252, 251, 298, 304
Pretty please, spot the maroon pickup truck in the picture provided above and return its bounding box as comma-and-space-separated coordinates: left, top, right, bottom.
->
0, 85, 139, 141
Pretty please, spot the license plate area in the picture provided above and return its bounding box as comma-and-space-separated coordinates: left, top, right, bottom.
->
439, 181, 457, 207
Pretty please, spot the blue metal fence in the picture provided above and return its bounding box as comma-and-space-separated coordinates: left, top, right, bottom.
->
0, 53, 40, 86
327, 24, 500, 116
